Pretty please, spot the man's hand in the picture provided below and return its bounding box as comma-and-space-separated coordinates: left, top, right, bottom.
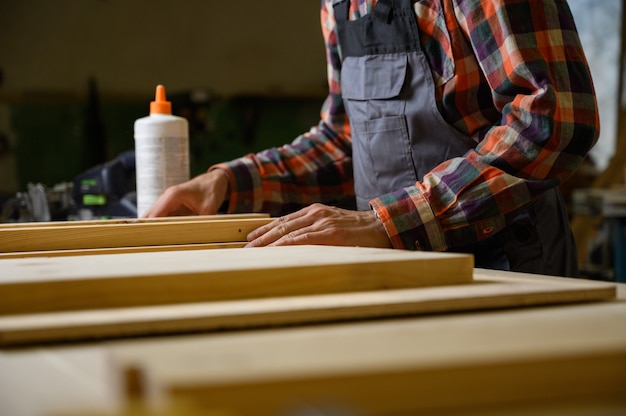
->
143, 169, 229, 218
246, 203, 392, 248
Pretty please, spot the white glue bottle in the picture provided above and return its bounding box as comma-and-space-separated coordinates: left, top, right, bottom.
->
134, 85, 190, 217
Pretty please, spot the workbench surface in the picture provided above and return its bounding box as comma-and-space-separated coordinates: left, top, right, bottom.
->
1, 270, 625, 416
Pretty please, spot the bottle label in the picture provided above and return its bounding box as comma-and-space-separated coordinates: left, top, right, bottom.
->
135, 136, 190, 217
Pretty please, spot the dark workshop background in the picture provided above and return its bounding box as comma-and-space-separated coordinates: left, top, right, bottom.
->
0, 0, 327, 194
0, 0, 622, 198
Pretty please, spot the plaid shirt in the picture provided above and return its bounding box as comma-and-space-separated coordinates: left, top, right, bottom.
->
212, 0, 599, 251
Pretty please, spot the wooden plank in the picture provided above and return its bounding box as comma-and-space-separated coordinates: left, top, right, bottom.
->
0, 242, 246, 259
104, 278, 625, 415
0, 277, 622, 416
161, 353, 626, 415
0, 271, 615, 346
0, 246, 473, 316
0, 213, 269, 229
0, 217, 273, 252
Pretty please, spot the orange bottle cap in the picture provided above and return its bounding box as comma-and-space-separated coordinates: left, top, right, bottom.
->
149, 85, 172, 115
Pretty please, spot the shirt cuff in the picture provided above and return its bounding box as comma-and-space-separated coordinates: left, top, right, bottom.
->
370, 186, 448, 252
209, 157, 263, 214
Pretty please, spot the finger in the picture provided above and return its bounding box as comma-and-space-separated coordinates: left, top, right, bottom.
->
169, 205, 195, 216
246, 216, 284, 241
142, 191, 182, 218
247, 208, 308, 241
142, 196, 175, 218
246, 216, 293, 247
144, 189, 199, 218
268, 227, 317, 247
246, 214, 314, 247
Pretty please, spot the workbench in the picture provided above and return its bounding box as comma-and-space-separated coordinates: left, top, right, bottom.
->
0, 217, 625, 415
0, 269, 624, 416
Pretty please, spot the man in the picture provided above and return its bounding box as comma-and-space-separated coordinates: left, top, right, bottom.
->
145, 0, 599, 277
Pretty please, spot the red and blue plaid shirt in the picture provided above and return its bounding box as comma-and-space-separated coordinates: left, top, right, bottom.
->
213, 0, 599, 251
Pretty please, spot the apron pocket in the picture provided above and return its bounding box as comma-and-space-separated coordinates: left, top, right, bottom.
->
341, 54, 408, 121
351, 115, 417, 200
341, 54, 407, 100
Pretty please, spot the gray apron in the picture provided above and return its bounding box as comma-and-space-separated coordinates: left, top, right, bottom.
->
333, 0, 578, 276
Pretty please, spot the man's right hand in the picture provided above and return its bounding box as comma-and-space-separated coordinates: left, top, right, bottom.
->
142, 169, 230, 218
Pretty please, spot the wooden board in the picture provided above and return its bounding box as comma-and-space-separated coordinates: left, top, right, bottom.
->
105, 281, 625, 415
0, 216, 273, 253
0, 246, 473, 316
0, 278, 622, 416
0, 242, 247, 259
0, 270, 615, 346
0, 213, 270, 229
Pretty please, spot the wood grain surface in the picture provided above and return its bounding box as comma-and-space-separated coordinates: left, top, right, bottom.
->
0, 269, 615, 346
0, 216, 272, 252
0, 213, 269, 229
0, 246, 473, 316
0, 242, 247, 259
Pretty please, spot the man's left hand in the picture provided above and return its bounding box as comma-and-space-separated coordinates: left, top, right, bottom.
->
245, 203, 392, 248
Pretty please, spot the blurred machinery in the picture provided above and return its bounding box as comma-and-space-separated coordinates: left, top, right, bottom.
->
1, 150, 137, 222
573, 187, 626, 283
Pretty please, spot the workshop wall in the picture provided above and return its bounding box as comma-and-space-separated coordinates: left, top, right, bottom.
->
0, 1, 326, 194
0, 1, 325, 97
0, 1, 621, 198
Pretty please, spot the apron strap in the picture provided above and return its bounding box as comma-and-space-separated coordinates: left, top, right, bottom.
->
333, 0, 349, 21
334, 0, 395, 23
374, 0, 393, 22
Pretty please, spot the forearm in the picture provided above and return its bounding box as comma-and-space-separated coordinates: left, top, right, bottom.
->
210, 116, 354, 216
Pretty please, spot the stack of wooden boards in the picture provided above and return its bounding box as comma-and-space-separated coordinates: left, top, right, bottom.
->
0, 213, 273, 258
0, 214, 617, 347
